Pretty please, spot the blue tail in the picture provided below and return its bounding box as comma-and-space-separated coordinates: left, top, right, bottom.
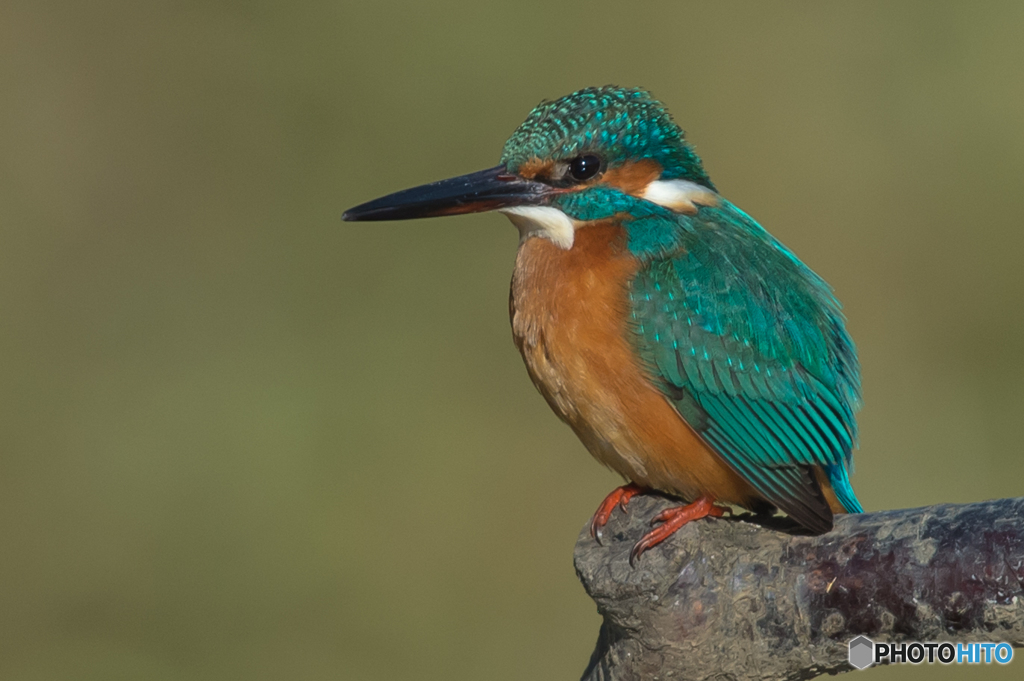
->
827, 464, 863, 513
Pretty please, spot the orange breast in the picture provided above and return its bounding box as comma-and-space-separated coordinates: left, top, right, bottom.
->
509, 222, 761, 506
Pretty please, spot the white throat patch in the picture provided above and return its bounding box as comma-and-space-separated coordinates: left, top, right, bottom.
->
641, 179, 718, 213
499, 206, 577, 250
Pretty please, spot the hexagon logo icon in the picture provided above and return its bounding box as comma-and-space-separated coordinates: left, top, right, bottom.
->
848, 636, 874, 670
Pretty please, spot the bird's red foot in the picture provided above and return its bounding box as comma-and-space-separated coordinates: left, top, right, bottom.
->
590, 483, 647, 544
629, 496, 726, 566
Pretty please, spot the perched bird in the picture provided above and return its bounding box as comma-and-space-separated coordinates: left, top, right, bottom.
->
344, 86, 862, 563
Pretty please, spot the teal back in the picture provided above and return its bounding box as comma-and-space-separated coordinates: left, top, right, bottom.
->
625, 201, 863, 531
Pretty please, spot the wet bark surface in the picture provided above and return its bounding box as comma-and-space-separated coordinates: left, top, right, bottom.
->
575, 495, 1024, 681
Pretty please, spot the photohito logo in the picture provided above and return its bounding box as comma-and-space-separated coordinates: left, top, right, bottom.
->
848, 636, 1013, 670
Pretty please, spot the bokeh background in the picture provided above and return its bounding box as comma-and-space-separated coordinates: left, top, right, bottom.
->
2, 1, 1023, 679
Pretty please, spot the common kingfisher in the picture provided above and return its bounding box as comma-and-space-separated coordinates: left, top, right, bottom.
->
344, 86, 863, 563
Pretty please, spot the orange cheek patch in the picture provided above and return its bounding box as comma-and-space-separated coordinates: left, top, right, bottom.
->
600, 159, 663, 195
517, 157, 554, 180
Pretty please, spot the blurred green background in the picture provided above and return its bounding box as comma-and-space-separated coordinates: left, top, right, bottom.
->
2, 1, 1023, 679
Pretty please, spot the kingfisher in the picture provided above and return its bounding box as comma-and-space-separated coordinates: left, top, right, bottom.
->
344, 86, 863, 563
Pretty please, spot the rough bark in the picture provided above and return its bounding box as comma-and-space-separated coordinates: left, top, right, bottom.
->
575, 495, 1024, 681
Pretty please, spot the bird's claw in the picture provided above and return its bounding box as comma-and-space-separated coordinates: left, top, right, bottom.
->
589, 483, 646, 545
629, 496, 725, 566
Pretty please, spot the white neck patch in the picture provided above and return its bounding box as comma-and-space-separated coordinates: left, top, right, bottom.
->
641, 179, 718, 213
499, 206, 577, 250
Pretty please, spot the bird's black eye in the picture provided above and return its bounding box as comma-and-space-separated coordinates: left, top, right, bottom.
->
568, 154, 602, 182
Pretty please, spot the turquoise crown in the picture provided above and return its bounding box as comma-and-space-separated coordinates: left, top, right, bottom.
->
500, 86, 714, 190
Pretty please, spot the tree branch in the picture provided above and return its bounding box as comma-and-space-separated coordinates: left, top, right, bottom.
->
575, 495, 1024, 681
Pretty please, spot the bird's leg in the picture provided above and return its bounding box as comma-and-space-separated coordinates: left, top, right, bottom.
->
590, 483, 647, 544
629, 496, 726, 566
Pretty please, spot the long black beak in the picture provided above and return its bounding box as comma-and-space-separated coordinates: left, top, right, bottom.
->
342, 165, 552, 222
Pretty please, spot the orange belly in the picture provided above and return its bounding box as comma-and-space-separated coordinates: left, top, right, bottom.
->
509, 221, 763, 507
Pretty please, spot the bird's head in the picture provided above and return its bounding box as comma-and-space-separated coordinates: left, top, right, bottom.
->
344, 86, 717, 249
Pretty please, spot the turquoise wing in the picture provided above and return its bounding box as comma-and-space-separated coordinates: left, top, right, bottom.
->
628, 201, 862, 533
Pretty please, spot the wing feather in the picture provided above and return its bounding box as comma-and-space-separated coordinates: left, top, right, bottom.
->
630, 201, 862, 530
